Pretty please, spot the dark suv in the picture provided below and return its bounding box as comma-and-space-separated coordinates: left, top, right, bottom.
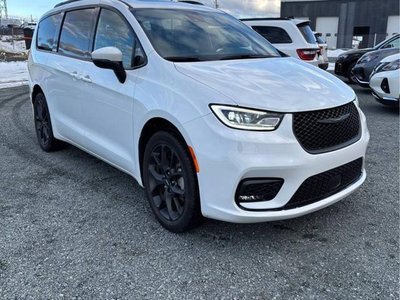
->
335, 34, 400, 83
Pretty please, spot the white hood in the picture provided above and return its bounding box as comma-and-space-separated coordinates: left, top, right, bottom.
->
175, 57, 355, 113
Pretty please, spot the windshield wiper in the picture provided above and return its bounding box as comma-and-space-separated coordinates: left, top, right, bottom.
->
219, 54, 273, 60
165, 56, 204, 62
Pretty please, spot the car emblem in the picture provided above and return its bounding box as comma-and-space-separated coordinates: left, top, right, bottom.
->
317, 113, 350, 124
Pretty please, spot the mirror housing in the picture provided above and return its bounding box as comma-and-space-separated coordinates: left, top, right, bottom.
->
92, 47, 126, 83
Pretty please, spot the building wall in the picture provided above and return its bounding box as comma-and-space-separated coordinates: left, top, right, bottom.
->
281, 0, 400, 48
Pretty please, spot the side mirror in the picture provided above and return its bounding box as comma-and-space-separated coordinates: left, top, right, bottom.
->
92, 47, 126, 83
382, 44, 392, 49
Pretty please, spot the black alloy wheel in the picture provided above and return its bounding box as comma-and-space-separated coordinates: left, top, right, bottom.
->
143, 131, 202, 232
33, 93, 63, 152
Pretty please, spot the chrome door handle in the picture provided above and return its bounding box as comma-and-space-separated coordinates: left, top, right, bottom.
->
80, 75, 92, 83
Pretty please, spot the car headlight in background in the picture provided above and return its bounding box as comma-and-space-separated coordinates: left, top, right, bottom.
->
359, 53, 379, 64
382, 59, 400, 71
210, 105, 284, 131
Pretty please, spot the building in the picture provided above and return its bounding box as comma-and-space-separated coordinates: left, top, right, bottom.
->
281, 0, 400, 49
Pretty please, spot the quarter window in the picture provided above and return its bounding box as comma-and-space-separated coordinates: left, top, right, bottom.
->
37, 14, 62, 51
252, 26, 292, 44
59, 9, 97, 59
94, 9, 136, 68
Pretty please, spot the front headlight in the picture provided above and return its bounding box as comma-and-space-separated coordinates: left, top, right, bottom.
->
382, 59, 400, 71
359, 53, 379, 64
210, 105, 284, 131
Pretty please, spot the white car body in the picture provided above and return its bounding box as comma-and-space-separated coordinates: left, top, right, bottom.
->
370, 53, 400, 105
242, 18, 320, 67
28, 0, 369, 226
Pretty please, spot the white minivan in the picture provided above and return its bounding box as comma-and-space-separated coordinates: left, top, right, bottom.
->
29, 0, 369, 232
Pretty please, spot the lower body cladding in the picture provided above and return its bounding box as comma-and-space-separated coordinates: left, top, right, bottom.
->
370, 71, 400, 106
184, 104, 370, 223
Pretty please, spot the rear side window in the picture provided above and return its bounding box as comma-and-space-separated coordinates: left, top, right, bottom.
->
94, 9, 136, 68
252, 26, 292, 44
59, 9, 97, 59
37, 14, 62, 51
297, 23, 317, 44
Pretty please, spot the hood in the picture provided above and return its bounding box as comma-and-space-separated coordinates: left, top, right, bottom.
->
381, 53, 400, 63
175, 57, 355, 112
341, 48, 372, 56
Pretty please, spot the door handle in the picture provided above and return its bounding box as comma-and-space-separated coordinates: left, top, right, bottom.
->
70, 71, 79, 80
80, 75, 92, 83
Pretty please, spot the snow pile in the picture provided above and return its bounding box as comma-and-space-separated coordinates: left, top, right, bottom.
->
327, 49, 348, 59
0, 61, 29, 89
0, 36, 27, 54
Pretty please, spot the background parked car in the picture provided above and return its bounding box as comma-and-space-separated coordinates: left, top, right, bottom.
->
369, 53, 399, 106
314, 32, 329, 70
335, 34, 399, 84
352, 43, 399, 88
242, 18, 320, 66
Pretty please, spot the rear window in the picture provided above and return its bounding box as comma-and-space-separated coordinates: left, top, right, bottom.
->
297, 23, 317, 44
59, 9, 97, 59
37, 14, 62, 51
252, 26, 292, 44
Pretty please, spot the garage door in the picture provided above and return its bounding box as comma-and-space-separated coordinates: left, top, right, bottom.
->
387, 16, 400, 37
316, 17, 339, 49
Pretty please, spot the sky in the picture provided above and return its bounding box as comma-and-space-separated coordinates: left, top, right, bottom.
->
6, 0, 280, 20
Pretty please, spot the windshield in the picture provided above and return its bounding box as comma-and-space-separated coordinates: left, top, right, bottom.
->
132, 9, 281, 62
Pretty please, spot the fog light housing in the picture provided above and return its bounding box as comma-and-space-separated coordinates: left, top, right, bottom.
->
235, 178, 284, 203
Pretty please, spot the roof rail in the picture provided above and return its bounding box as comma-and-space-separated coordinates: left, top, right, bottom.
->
54, 0, 84, 8
178, 1, 205, 5
240, 17, 292, 21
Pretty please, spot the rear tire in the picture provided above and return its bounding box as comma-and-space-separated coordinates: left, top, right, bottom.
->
33, 92, 64, 152
143, 131, 203, 233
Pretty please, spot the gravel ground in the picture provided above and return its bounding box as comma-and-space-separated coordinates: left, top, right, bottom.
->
0, 84, 398, 299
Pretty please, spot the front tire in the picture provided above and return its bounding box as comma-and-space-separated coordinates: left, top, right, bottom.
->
33, 92, 64, 152
143, 131, 202, 233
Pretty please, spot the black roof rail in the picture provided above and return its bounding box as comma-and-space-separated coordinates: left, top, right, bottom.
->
240, 17, 292, 21
178, 1, 205, 5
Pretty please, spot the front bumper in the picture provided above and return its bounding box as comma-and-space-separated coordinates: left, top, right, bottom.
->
352, 65, 371, 88
370, 71, 400, 105
184, 104, 370, 223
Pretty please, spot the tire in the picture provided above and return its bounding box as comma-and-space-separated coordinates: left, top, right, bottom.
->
347, 62, 357, 84
143, 131, 203, 233
33, 92, 64, 152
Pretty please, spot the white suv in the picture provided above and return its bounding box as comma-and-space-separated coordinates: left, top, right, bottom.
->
29, 0, 369, 232
242, 18, 320, 66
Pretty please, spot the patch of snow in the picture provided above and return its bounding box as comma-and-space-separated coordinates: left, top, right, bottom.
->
328, 63, 335, 71
0, 36, 27, 54
0, 61, 29, 89
327, 49, 348, 58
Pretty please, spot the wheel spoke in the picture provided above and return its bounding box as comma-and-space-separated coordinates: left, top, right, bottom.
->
148, 165, 164, 183
171, 185, 184, 196
173, 197, 184, 215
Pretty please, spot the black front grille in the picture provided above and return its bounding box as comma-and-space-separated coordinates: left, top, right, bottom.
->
236, 178, 284, 203
293, 102, 361, 154
285, 158, 363, 209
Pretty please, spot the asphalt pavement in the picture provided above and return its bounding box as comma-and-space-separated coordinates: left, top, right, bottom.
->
0, 84, 398, 299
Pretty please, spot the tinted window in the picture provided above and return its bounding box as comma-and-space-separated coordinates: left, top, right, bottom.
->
37, 14, 62, 51
133, 9, 280, 62
94, 9, 136, 68
385, 36, 399, 48
59, 9, 97, 59
252, 26, 292, 44
297, 23, 317, 44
